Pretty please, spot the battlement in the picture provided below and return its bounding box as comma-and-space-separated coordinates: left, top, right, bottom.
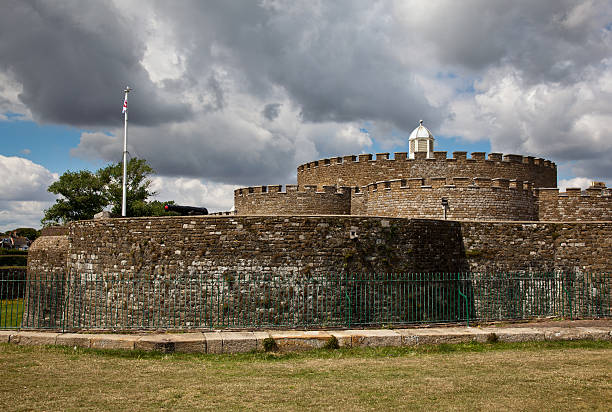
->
234, 184, 349, 196
234, 184, 351, 216
297, 151, 557, 189
354, 177, 537, 221
298, 151, 556, 171
536, 184, 611, 221
359, 177, 534, 192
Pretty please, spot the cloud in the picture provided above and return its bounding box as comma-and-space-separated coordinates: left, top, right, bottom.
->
0, 0, 191, 127
0, 155, 58, 230
3, 0, 612, 191
262, 103, 282, 121
0, 155, 58, 201
558, 177, 595, 192
150, 177, 237, 212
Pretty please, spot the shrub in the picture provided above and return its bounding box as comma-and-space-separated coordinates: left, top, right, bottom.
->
262, 337, 278, 352
323, 335, 340, 350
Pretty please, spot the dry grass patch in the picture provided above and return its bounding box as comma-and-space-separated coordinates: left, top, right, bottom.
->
0, 341, 610, 411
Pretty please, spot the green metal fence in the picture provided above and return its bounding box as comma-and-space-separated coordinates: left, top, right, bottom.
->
1, 272, 610, 331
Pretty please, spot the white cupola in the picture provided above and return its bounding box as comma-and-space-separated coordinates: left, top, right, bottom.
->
408, 120, 434, 159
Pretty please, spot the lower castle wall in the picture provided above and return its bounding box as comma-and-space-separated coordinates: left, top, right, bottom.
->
25, 232, 69, 329
25, 218, 611, 329
25, 216, 466, 329
460, 221, 612, 273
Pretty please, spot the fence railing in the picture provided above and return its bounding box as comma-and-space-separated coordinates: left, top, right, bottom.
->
1, 272, 610, 331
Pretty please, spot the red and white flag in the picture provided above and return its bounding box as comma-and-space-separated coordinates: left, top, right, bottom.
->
122, 95, 128, 113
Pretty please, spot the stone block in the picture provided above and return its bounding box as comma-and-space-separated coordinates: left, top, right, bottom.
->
345, 329, 401, 347
11, 331, 59, 346
543, 328, 589, 341
395, 327, 488, 346
486, 327, 545, 342
220, 332, 258, 353
269, 330, 333, 351
204, 332, 223, 354
166, 333, 207, 353
575, 327, 612, 341
135, 335, 176, 353
89, 334, 138, 350
0, 330, 13, 343
56, 333, 91, 348
330, 330, 353, 348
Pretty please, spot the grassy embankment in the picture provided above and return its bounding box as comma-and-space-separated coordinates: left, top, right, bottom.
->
0, 340, 610, 410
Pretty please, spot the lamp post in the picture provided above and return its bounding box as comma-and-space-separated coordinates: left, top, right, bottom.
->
441, 197, 449, 220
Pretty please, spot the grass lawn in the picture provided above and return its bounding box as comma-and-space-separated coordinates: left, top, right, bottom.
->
0, 299, 23, 328
0, 340, 610, 411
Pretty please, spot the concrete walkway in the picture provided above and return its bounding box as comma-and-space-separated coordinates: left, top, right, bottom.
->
1, 320, 611, 354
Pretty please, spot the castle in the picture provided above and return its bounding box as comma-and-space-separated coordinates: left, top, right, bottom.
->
233, 121, 610, 222
23, 122, 611, 330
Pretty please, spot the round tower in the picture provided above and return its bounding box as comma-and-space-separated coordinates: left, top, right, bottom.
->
409, 120, 434, 159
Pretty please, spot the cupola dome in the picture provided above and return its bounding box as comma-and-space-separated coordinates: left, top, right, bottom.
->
408, 120, 434, 159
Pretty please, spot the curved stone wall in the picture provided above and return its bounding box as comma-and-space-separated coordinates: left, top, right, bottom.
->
25, 231, 69, 329
297, 151, 557, 189
234, 185, 352, 215
356, 177, 537, 221
25, 216, 467, 329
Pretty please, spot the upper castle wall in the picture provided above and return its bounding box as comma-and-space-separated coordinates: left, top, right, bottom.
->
355, 177, 537, 221
537, 186, 611, 221
297, 151, 557, 189
234, 184, 351, 215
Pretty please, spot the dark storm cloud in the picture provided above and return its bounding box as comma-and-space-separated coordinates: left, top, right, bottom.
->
406, 0, 612, 85
4, 0, 612, 185
0, 0, 191, 127
262, 103, 282, 121
151, 0, 445, 132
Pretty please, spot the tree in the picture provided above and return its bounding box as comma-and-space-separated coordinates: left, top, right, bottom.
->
42, 158, 171, 225
98, 158, 156, 216
14, 228, 41, 241
42, 170, 107, 225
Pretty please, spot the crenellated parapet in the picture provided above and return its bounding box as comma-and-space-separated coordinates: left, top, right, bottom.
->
234, 184, 352, 216
352, 177, 537, 221
297, 151, 557, 189
536, 184, 611, 221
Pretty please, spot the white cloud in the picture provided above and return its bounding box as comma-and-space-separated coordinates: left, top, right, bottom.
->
558, 177, 596, 192
150, 176, 237, 212
0, 155, 58, 230
0, 155, 58, 201
0, 200, 54, 232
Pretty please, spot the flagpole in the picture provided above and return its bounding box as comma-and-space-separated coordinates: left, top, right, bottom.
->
122, 86, 131, 217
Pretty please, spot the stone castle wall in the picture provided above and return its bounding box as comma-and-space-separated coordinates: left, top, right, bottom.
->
355, 177, 536, 221
25, 218, 611, 329
297, 151, 557, 189
537, 186, 611, 221
234, 185, 351, 216
460, 221, 612, 273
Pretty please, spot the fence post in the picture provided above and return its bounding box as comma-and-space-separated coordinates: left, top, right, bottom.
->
458, 278, 469, 327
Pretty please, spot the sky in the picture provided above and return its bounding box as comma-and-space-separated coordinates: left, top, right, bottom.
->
1, 0, 611, 231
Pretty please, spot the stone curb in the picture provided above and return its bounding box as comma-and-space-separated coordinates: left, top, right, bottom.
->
1, 326, 610, 354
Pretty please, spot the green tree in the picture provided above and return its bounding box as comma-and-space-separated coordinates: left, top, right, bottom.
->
42, 170, 107, 225
98, 158, 156, 216
42, 158, 172, 225
14, 228, 41, 241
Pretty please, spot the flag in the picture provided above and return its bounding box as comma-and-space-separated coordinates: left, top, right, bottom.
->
122, 95, 127, 114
